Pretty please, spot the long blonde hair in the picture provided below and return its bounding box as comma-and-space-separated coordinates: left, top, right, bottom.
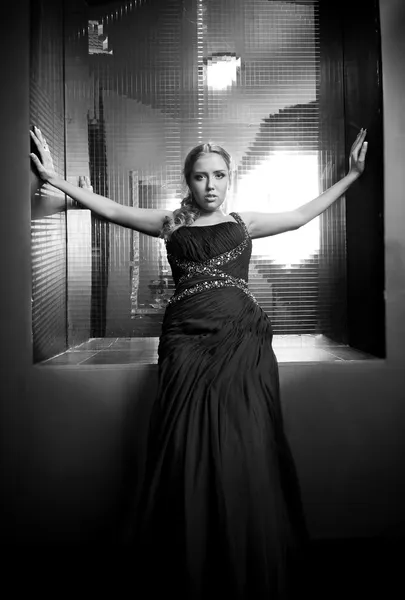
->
160, 143, 232, 240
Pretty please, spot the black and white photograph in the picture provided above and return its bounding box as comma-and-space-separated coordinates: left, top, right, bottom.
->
1, 1, 404, 598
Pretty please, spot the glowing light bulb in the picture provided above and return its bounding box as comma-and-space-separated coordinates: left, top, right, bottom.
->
206, 56, 241, 90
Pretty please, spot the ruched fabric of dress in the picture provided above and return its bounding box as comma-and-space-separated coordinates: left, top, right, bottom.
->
128, 212, 309, 599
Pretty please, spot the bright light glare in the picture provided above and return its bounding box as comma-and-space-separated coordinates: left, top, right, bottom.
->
235, 154, 320, 267
206, 57, 241, 90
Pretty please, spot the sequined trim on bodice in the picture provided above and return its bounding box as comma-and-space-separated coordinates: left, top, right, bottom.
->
165, 212, 258, 307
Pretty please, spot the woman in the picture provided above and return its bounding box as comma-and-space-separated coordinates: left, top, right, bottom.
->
30, 126, 368, 598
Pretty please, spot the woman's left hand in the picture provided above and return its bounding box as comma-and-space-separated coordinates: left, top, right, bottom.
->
348, 128, 368, 177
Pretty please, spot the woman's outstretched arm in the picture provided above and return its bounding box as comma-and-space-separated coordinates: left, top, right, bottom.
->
242, 128, 369, 239
30, 126, 172, 237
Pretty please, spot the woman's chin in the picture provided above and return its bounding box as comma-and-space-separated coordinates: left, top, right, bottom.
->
198, 199, 225, 212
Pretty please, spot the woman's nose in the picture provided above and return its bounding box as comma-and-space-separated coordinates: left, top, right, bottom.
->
206, 178, 215, 190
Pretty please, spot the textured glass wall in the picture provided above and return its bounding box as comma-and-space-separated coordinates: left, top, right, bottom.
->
30, 0, 67, 361
64, 0, 346, 341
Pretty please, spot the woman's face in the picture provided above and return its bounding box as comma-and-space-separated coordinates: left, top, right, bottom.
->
188, 153, 230, 213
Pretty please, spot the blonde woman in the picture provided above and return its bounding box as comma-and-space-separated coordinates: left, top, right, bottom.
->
31, 126, 367, 599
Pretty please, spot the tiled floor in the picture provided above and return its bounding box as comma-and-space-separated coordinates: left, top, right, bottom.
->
40, 334, 379, 366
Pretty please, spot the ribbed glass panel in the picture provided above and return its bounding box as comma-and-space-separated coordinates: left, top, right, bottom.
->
64, 0, 347, 340
317, 1, 348, 343
30, 0, 67, 362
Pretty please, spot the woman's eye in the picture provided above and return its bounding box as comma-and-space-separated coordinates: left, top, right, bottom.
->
216, 173, 225, 179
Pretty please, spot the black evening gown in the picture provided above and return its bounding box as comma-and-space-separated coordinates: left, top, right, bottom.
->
129, 213, 308, 599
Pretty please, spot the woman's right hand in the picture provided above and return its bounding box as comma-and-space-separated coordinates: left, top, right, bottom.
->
30, 126, 58, 182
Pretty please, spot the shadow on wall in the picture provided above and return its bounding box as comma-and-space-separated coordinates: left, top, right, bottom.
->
2, 367, 158, 545
385, 239, 405, 297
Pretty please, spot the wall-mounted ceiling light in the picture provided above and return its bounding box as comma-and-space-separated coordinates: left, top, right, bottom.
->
205, 54, 241, 90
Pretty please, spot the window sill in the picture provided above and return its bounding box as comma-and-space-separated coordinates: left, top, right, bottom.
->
36, 334, 382, 367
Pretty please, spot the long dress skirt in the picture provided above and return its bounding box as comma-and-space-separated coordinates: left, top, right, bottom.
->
127, 217, 309, 599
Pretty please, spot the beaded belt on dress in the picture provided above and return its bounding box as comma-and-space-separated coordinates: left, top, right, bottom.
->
165, 233, 258, 307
